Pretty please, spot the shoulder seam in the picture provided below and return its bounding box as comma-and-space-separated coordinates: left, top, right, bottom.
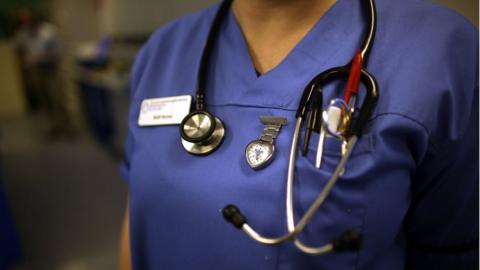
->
369, 112, 435, 150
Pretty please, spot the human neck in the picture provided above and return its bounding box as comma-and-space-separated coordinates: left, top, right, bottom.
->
232, 0, 336, 74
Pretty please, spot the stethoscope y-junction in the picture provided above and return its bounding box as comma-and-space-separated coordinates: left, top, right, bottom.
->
179, 0, 379, 255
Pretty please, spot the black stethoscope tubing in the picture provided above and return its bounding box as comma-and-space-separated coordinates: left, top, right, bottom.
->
195, 0, 233, 111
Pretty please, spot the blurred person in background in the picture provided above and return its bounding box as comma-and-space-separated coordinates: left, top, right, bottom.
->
14, 8, 74, 140
14, 8, 40, 113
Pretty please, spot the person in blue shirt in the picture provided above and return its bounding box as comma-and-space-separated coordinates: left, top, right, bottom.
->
118, 0, 478, 269
0, 168, 22, 269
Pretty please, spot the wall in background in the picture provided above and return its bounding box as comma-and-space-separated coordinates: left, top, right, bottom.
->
434, 0, 478, 27
49, 0, 100, 44
0, 42, 25, 119
98, 0, 217, 37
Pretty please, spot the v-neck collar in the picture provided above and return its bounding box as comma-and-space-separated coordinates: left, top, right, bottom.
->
211, 0, 360, 110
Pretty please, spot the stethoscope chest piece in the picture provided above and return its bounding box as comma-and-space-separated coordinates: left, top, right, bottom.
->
180, 110, 225, 155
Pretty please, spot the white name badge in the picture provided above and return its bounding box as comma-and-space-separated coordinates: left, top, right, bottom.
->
138, 95, 192, 126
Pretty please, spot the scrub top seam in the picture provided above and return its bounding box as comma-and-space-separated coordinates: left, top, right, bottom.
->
427, 0, 478, 28
129, 100, 300, 112
354, 186, 369, 270
369, 112, 432, 150
295, 35, 346, 66
206, 103, 298, 112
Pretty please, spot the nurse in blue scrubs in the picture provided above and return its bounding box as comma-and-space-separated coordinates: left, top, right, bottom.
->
119, 0, 478, 269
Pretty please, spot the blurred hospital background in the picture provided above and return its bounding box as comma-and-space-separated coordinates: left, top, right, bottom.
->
0, 0, 477, 269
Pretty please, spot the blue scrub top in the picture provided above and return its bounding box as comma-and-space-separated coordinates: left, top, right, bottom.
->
0, 170, 22, 269
121, 0, 479, 269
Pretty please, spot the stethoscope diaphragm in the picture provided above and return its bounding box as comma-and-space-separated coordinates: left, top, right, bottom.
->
180, 110, 225, 155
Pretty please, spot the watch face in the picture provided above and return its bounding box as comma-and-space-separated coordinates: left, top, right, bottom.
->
245, 140, 275, 170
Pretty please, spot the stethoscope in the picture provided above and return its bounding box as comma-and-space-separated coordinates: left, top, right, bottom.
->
179, 0, 379, 255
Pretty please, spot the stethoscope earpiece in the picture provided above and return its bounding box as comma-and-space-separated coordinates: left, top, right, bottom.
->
222, 204, 247, 229
331, 230, 362, 252
180, 110, 225, 155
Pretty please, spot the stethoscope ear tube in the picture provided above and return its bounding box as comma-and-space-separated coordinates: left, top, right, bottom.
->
196, 0, 233, 111
302, 84, 323, 155
222, 204, 247, 229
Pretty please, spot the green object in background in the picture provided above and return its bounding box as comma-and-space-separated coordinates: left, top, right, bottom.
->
0, 0, 41, 39
0, 12, 7, 39
0, 0, 40, 11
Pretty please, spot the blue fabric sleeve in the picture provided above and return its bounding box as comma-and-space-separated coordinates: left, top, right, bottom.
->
405, 87, 479, 269
120, 43, 152, 183
0, 170, 22, 269
403, 8, 479, 268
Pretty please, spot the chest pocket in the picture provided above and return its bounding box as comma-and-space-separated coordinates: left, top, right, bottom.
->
271, 131, 375, 268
